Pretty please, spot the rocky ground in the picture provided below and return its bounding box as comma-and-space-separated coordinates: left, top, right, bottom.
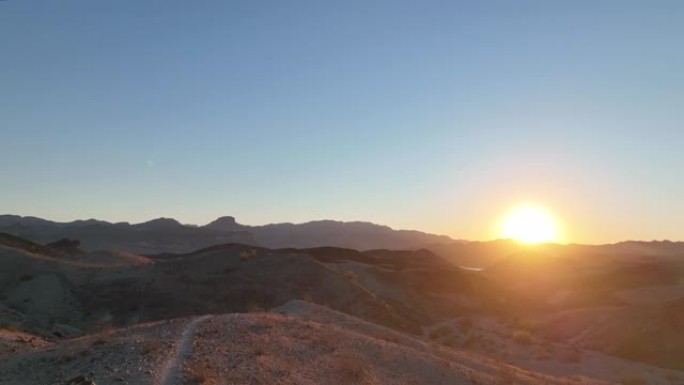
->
2, 233, 684, 384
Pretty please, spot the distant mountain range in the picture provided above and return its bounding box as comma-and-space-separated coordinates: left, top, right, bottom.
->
0, 214, 455, 254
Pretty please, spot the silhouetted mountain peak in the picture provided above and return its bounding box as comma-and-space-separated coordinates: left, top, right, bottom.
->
67, 219, 110, 227
205, 216, 240, 231
132, 217, 183, 230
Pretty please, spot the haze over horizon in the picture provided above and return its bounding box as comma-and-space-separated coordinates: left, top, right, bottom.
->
3, 1, 683, 244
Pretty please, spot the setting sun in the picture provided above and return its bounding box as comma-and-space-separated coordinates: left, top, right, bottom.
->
501, 205, 559, 244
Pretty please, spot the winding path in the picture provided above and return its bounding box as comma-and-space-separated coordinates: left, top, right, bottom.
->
159, 315, 213, 385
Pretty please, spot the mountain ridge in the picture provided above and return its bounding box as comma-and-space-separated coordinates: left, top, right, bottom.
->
0, 214, 455, 253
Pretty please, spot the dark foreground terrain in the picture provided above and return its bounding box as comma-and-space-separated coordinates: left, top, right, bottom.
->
1, 226, 684, 384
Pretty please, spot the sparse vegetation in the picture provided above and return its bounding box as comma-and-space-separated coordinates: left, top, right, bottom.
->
141, 338, 164, 355
246, 302, 265, 313
345, 270, 358, 281
18, 274, 34, 282
238, 249, 259, 262
512, 330, 532, 344
428, 325, 452, 340
335, 353, 372, 384
3, 218, 684, 384
302, 292, 314, 302
185, 361, 215, 385
92, 323, 113, 345
0, 322, 20, 332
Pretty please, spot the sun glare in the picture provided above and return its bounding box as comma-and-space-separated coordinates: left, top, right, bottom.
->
501, 205, 558, 244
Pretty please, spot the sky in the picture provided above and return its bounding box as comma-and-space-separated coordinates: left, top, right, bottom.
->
2, 0, 683, 244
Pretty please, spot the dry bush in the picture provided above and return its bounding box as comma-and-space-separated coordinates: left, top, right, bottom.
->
428, 325, 452, 340
239, 249, 259, 262
18, 274, 34, 282
185, 361, 216, 385
246, 302, 265, 313
512, 330, 532, 344
345, 270, 358, 281
301, 292, 314, 302
141, 338, 164, 355
0, 322, 20, 332
443, 336, 458, 347
59, 343, 88, 362
335, 353, 374, 384
93, 323, 113, 345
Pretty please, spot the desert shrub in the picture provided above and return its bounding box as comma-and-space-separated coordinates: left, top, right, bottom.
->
246, 302, 265, 313
59, 342, 90, 362
185, 362, 214, 385
0, 322, 19, 332
428, 325, 452, 340
238, 249, 258, 261
92, 322, 113, 345
512, 330, 532, 344
18, 274, 33, 282
443, 336, 458, 346
345, 270, 358, 281
301, 292, 314, 302
141, 339, 164, 355
335, 353, 370, 383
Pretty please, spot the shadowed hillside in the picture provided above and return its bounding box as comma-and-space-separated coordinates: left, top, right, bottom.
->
3, 233, 684, 383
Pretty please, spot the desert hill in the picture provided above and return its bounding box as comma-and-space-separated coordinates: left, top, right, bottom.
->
0, 302, 616, 385
3, 231, 684, 383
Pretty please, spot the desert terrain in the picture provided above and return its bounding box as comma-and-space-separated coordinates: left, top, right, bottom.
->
1, 216, 684, 384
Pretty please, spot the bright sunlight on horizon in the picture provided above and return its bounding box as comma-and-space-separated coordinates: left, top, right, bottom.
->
500, 205, 560, 244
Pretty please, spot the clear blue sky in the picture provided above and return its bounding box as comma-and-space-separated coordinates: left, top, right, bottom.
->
2, 0, 683, 243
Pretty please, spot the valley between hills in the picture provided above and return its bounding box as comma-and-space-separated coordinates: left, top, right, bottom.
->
1, 215, 684, 385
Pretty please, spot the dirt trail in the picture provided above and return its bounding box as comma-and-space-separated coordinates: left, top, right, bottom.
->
159, 315, 212, 385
